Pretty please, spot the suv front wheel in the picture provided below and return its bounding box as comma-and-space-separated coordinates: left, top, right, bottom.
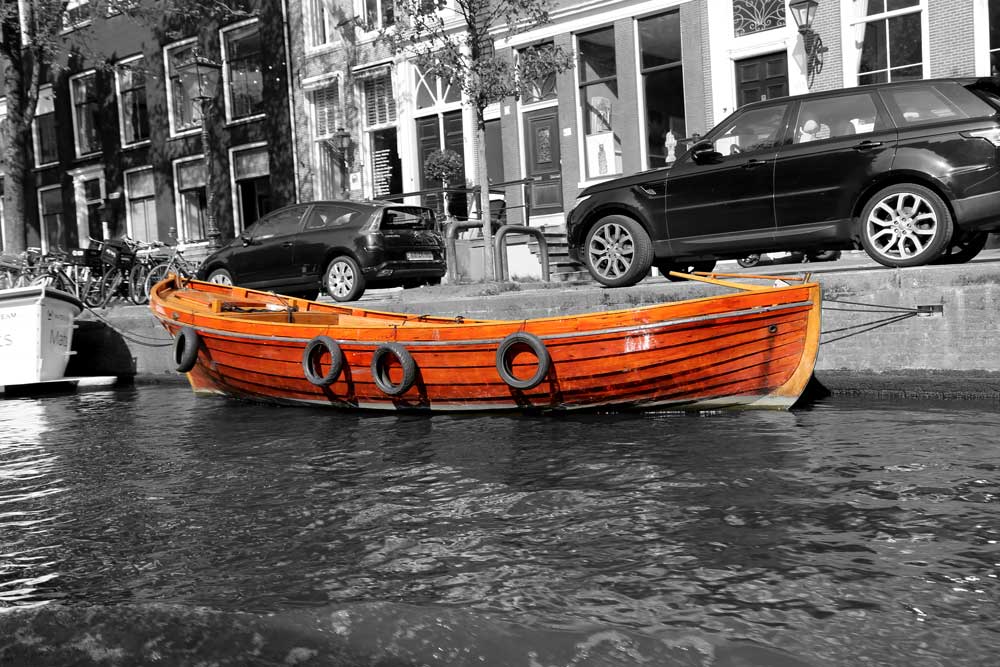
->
584, 215, 653, 287
859, 184, 953, 268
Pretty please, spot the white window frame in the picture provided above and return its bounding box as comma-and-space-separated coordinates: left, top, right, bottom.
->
163, 37, 202, 138
172, 154, 209, 246
36, 184, 64, 255
305, 74, 343, 200
115, 54, 151, 148
841, 0, 929, 88
32, 85, 58, 168
305, 0, 338, 50
68, 164, 106, 246
62, 0, 92, 32
70, 69, 102, 158
124, 165, 157, 242
228, 141, 269, 235
220, 18, 265, 125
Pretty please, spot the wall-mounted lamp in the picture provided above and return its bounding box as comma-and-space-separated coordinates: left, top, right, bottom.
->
789, 0, 827, 86
332, 127, 352, 199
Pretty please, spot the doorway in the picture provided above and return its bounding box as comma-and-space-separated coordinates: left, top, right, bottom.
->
522, 108, 562, 217
735, 53, 788, 107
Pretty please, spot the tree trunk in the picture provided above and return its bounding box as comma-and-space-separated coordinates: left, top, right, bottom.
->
1, 68, 29, 254
476, 114, 495, 282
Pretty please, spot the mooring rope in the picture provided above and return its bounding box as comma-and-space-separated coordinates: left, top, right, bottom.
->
82, 304, 175, 348
819, 298, 925, 344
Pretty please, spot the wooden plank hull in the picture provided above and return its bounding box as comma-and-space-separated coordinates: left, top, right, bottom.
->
149, 275, 822, 412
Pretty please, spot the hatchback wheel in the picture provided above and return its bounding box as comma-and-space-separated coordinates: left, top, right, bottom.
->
584, 215, 653, 287
324, 256, 366, 302
859, 184, 953, 267
207, 268, 233, 286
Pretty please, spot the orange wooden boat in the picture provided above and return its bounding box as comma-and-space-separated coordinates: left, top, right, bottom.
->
149, 272, 821, 412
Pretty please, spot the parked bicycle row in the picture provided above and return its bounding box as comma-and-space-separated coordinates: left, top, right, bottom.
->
0, 238, 201, 307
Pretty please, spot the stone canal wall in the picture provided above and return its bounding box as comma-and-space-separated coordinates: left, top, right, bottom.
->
77, 260, 1000, 400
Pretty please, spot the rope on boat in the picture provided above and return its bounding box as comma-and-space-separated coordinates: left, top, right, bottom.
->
81, 304, 175, 348
819, 298, 927, 345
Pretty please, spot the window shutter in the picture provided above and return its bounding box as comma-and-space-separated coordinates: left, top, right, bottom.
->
364, 74, 396, 127
313, 85, 339, 138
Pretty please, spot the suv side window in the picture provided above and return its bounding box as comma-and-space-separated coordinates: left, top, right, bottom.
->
793, 93, 884, 143
251, 206, 306, 240
881, 83, 997, 126
704, 103, 789, 157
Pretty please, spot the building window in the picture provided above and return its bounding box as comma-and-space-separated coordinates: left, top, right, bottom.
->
639, 11, 686, 168
520, 42, 558, 104
223, 21, 264, 121
578, 26, 621, 179
361, 0, 394, 31
732, 0, 785, 37
63, 0, 91, 31
991, 0, 1000, 76
165, 40, 202, 135
310, 83, 341, 199
71, 71, 102, 157
38, 186, 65, 253
126, 167, 157, 243
853, 0, 923, 85
232, 145, 271, 231
361, 71, 401, 198
174, 158, 208, 242
76, 173, 105, 242
33, 86, 58, 167
117, 56, 150, 146
306, 0, 336, 48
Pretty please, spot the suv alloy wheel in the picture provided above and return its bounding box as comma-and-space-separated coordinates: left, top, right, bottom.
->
859, 183, 954, 268
584, 215, 653, 287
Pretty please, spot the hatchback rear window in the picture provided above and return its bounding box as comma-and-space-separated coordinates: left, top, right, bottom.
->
381, 207, 436, 230
883, 83, 997, 125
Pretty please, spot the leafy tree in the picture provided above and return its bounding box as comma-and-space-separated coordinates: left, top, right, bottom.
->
0, 0, 249, 253
381, 0, 572, 281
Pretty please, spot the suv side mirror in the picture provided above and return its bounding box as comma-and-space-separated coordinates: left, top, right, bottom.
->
240, 233, 254, 247
690, 141, 723, 165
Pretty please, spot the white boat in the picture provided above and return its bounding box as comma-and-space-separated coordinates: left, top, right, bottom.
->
0, 285, 115, 394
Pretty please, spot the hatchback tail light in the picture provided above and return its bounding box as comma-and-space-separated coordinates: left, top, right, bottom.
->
962, 127, 1000, 146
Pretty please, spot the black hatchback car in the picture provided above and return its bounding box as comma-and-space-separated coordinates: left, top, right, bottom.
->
567, 77, 1000, 287
196, 201, 446, 301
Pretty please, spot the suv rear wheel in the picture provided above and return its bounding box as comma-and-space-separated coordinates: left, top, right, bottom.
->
324, 256, 366, 302
932, 229, 989, 265
584, 215, 653, 287
859, 184, 953, 267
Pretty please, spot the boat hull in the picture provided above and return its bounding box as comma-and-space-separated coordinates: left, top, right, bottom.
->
0, 286, 82, 386
150, 276, 821, 412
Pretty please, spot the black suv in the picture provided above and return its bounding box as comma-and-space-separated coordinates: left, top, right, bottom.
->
197, 201, 446, 301
567, 77, 1000, 286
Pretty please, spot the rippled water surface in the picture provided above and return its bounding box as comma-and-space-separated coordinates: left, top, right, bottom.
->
1, 384, 998, 666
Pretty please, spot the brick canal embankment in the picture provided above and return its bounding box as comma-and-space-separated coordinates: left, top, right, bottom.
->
72, 254, 1000, 401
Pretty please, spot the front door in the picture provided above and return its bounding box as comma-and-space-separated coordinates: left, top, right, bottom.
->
523, 109, 562, 216
736, 53, 788, 107
665, 101, 791, 256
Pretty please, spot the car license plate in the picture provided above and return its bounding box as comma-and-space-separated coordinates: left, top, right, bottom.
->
406, 251, 434, 261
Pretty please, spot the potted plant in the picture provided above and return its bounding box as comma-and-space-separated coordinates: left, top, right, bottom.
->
423, 149, 464, 221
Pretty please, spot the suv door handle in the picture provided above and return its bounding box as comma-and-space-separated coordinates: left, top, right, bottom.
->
853, 140, 883, 151
742, 159, 772, 169
281, 241, 294, 248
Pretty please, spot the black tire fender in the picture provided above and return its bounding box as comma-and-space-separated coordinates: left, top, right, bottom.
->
173, 326, 200, 373
496, 332, 551, 390
302, 335, 344, 386
371, 342, 417, 396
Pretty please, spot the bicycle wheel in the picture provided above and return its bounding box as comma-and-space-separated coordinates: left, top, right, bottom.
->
144, 262, 172, 299
81, 268, 106, 308
99, 268, 125, 307
129, 262, 151, 305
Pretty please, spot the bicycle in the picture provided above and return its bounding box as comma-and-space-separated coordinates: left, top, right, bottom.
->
28, 248, 106, 307
143, 245, 200, 300
127, 241, 169, 305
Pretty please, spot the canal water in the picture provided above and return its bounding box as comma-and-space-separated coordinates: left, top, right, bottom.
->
0, 384, 997, 666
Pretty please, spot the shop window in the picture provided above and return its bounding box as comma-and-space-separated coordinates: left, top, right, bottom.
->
578, 27, 621, 179
638, 11, 686, 168
117, 56, 150, 146
223, 21, 264, 121
33, 86, 58, 167
165, 41, 202, 135
126, 167, 157, 243
852, 0, 923, 85
175, 158, 208, 242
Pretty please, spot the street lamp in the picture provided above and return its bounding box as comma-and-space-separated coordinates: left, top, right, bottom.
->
333, 127, 352, 199
177, 50, 223, 248
789, 0, 827, 86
